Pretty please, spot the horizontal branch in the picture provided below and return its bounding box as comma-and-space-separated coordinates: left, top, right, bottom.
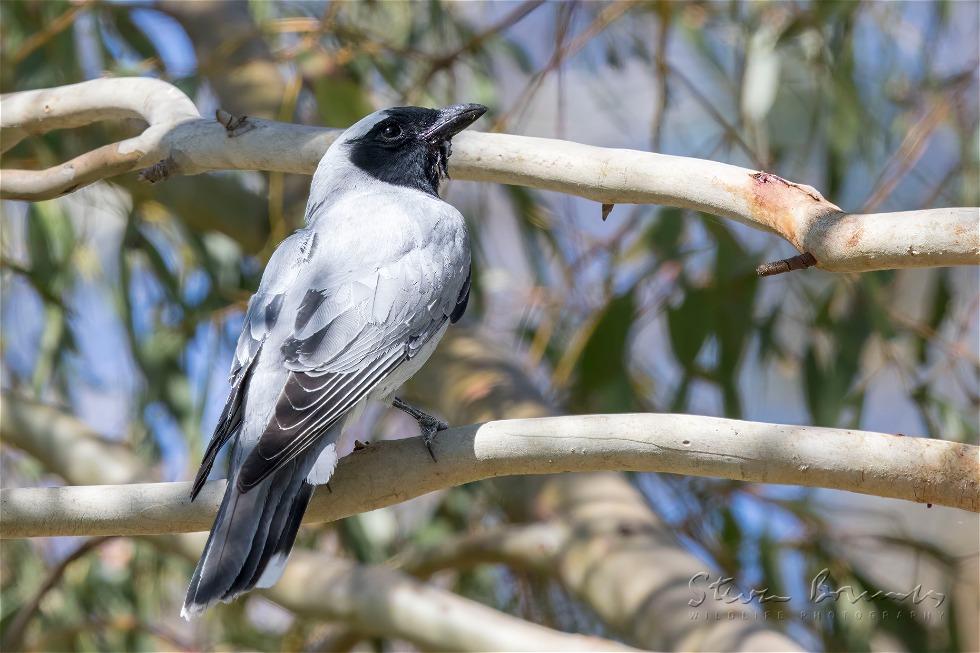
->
407, 334, 807, 652
1, 395, 635, 652
1, 78, 976, 273
2, 413, 976, 539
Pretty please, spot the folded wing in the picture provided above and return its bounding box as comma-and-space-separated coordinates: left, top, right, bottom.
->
237, 243, 465, 491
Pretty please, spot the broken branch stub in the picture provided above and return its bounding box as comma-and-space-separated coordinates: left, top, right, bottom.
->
756, 252, 818, 277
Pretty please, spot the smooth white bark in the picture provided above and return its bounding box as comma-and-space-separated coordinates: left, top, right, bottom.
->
151, 533, 637, 652
2, 78, 976, 273
1, 77, 199, 153
408, 332, 808, 652
0, 395, 635, 653
269, 549, 638, 652
0, 393, 143, 486
3, 412, 976, 539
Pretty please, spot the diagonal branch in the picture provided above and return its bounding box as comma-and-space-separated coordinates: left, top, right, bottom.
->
411, 0, 546, 92
148, 532, 637, 652
0, 394, 145, 485
1, 78, 976, 274
1, 536, 115, 651
267, 547, 636, 652
2, 402, 976, 540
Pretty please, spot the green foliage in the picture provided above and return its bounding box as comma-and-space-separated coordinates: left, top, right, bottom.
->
803, 284, 873, 427
569, 289, 637, 413
1, 1, 975, 651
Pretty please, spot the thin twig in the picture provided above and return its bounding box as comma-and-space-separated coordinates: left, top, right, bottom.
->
11, 1, 92, 66
669, 65, 765, 168
861, 98, 953, 212
1, 536, 115, 651
413, 0, 545, 92
493, 1, 638, 132
650, 2, 672, 151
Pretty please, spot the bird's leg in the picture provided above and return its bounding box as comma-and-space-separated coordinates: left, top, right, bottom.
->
392, 397, 447, 462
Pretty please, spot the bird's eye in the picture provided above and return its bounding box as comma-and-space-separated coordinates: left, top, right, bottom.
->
381, 123, 403, 139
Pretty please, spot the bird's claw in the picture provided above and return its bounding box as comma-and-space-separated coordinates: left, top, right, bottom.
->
419, 414, 448, 462
393, 396, 447, 462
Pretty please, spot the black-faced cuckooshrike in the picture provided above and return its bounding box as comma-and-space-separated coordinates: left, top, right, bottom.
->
182, 104, 486, 618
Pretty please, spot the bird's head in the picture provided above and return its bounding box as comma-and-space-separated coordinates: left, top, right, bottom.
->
331, 104, 487, 196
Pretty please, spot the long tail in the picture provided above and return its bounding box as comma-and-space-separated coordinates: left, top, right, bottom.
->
181, 454, 315, 619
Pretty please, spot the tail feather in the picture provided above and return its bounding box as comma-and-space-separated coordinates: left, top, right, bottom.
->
255, 481, 313, 589
220, 479, 282, 601
224, 460, 310, 599
182, 481, 271, 618
181, 456, 317, 619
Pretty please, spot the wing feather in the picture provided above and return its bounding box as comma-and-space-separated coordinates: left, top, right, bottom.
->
237, 347, 408, 490
189, 230, 316, 496
236, 242, 464, 491
195, 200, 469, 495
190, 344, 262, 500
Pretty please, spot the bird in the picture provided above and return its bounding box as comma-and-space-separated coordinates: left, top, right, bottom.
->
181, 103, 487, 618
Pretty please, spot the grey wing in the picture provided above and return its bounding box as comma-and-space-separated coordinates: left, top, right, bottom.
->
190, 230, 316, 499
237, 243, 466, 491
230, 230, 319, 380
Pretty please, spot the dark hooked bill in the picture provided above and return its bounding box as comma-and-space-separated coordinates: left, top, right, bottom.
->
421, 103, 487, 142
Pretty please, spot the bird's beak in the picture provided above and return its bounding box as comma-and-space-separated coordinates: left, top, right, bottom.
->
421, 103, 487, 142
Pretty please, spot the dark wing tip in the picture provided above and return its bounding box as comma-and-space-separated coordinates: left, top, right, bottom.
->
189, 483, 203, 502
189, 466, 210, 501
189, 343, 264, 501
450, 266, 471, 324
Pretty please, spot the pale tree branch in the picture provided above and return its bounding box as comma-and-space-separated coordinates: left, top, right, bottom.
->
18, 327, 976, 653
155, 533, 636, 653
0, 394, 145, 485
268, 548, 636, 652
3, 394, 976, 539
1, 78, 976, 274
394, 516, 822, 648
1, 388, 804, 653
0, 78, 199, 153
392, 521, 568, 577
0, 396, 636, 653
401, 332, 952, 652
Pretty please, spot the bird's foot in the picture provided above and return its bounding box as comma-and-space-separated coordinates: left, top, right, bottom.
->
393, 397, 448, 462
419, 414, 448, 462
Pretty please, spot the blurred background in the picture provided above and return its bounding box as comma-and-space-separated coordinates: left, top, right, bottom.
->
1, 1, 977, 651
